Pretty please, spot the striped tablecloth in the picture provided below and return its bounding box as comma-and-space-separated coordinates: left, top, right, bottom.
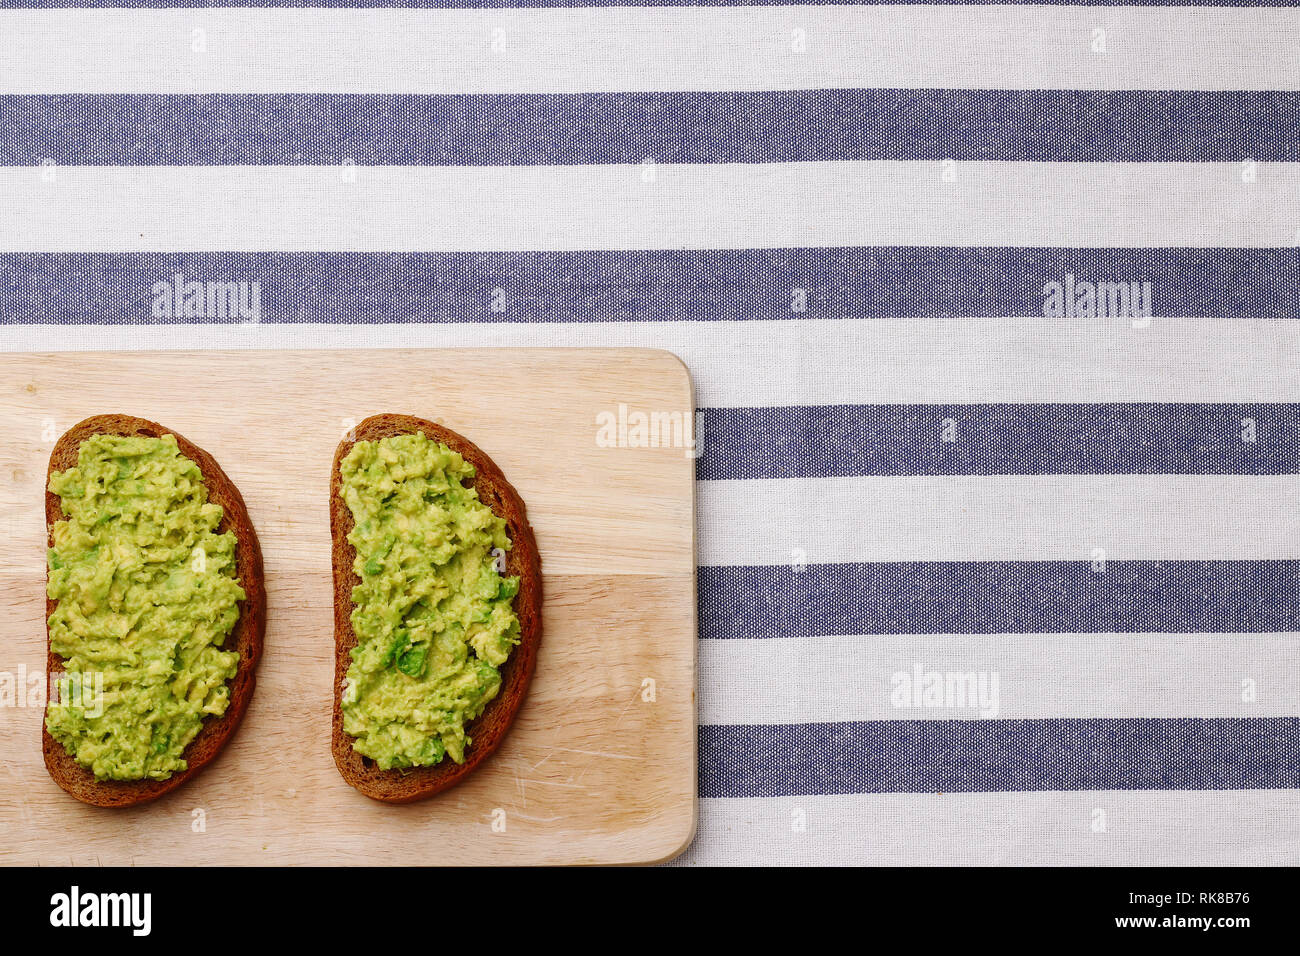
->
3, 2, 1298, 865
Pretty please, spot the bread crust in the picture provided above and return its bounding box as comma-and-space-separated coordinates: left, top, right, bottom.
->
43, 414, 266, 807
331, 414, 542, 803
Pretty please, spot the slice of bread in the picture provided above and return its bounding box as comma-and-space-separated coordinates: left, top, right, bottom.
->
331, 414, 542, 803
43, 414, 266, 807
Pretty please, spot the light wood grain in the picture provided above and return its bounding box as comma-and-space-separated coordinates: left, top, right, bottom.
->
0, 349, 697, 865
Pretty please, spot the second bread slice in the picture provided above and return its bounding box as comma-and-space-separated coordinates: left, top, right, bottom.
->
330, 414, 543, 802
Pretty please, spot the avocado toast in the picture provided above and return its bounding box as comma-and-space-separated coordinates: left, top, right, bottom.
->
330, 414, 542, 802
43, 415, 266, 807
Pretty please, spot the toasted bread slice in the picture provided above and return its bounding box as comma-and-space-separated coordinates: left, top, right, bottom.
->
43, 415, 266, 807
331, 414, 542, 803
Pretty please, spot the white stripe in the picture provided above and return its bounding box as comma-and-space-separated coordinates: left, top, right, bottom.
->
699, 634, 1300, 724
3, 319, 1299, 407
3, 7, 1298, 93
3, 162, 1297, 252
699, 475, 1300, 566
674, 791, 1300, 865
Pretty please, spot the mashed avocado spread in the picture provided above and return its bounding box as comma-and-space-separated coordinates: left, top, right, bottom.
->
45, 433, 245, 781
340, 432, 521, 770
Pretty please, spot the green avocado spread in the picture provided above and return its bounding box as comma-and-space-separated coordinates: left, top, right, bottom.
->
340, 432, 521, 770
45, 433, 245, 781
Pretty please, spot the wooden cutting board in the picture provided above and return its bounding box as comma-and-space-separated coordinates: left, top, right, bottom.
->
0, 349, 697, 866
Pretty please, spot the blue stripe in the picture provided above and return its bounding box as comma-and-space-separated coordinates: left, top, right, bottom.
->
5, 0, 1297, 7
3, 90, 1296, 166
1, 249, 1296, 324
699, 561, 1300, 638
698, 403, 1300, 479
699, 718, 1300, 797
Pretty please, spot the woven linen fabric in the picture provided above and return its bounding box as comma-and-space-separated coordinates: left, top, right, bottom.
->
2, 2, 1299, 865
